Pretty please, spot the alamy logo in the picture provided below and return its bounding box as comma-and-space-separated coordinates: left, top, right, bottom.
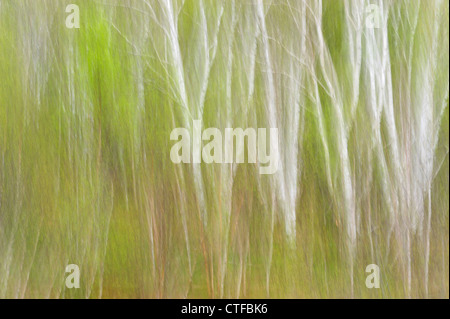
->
65, 4, 80, 29
365, 4, 381, 29
365, 264, 380, 289
170, 120, 279, 175
65, 264, 80, 289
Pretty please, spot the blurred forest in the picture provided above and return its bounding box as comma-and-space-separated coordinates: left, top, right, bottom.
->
0, 0, 448, 298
